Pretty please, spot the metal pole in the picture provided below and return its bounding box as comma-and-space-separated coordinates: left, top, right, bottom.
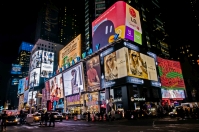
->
30, 72, 36, 114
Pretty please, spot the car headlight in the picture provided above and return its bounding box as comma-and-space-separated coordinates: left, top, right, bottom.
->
54, 115, 57, 118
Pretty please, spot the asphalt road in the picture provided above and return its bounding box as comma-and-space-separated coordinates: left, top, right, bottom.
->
2, 119, 199, 132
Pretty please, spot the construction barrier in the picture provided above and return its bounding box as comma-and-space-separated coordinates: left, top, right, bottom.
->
103, 114, 106, 121
92, 115, 95, 122
99, 115, 102, 121
65, 115, 68, 120
74, 116, 77, 121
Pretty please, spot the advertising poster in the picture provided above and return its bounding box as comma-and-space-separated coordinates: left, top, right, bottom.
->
127, 49, 158, 81
30, 50, 42, 71
42, 88, 46, 103
49, 73, 64, 101
24, 90, 29, 103
29, 68, 40, 88
18, 94, 24, 110
161, 89, 185, 99
85, 92, 99, 111
11, 64, 22, 74
92, 1, 142, 53
18, 77, 29, 94
104, 47, 127, 81
157, 57, 185, 89
86, 56, 101, 91
41, 51, 54, 78
59, 34, 81, 67
66, 95, 81, 106
63, 63, 84, 96
27, 91, 37, 105
45, 81, 50, 100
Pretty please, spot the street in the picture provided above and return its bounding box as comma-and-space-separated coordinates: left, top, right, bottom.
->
2, 119, 199, 132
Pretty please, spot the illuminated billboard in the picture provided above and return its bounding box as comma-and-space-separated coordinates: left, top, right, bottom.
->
27, 91, 37, 105
41, 51, 54, 78
161, 89, 185, 99
92, 1, 142, 52
11, 64, 22, 74
100, 42, 159, 88
45, 81, 50, 100
29, 68, 40, 88
48, 73, 64, 101
18, 77, 29, 94
86, 56, 101, 91
30, 50, 42, 71
157, 57, 185, 89
59, 34, 81, 67
63, 62, 84, 96
24, 90, 29, 103
11, 78, 19, 85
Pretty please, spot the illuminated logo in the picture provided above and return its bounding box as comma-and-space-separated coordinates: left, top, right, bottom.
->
129, 8, 136, 18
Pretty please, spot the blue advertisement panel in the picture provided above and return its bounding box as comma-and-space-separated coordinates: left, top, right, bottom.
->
24, 90, 29, 103
11, 64, 22, 74
18, 77, 29, 94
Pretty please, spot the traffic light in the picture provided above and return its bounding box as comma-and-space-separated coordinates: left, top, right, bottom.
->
197, 60, 199, 65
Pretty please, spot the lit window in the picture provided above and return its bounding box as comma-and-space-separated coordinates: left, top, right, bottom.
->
190, 54, 193, 56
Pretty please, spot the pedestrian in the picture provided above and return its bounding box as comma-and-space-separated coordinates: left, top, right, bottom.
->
40, 112, 45, 126
44, 111, 49, 126
1, 111, 8, 131
49, 112, 55, 127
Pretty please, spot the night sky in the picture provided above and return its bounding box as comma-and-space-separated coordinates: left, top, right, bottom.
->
0, 1, 197, 105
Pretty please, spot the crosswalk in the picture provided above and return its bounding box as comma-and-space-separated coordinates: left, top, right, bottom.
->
6, 125, 39, 130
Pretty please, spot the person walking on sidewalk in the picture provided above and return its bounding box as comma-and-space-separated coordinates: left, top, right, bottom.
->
1, 111, 8, 131
49, 112, 55, 127
44, 112, 49, 126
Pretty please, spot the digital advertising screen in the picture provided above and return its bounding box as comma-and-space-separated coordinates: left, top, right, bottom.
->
11, 78, 19, 85
48, 73, 64, 101
24, 90, 29, 103
63, 62, 84, 96
11, 64, 22, 74
18, 77, 29, 94
30, 50, 42, 71
92, 1, 142, 52
29, 68, 40, 88
42, 88, 47, 103
45, 81, 50, 101
27, 91, 37, 105
86, 56, 101, 91
100, 41, 160, 88
161, 89, 185, 99
59, 34, 81, 67
157, 57, 185, 89
41, 51, 54, 78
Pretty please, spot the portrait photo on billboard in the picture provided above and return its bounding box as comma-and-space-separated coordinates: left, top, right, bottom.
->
30, 50, 42, 70
42, 51, 54, 64
161, 89, 185, 99
86, 56, 101, 91
29, 68, 40, 88
104, 47, 128, 81
45, 81, 50, 100
63, 63, 84, 96
157, 57, 185, 89
49, 73, 64, 101
40, 63, 53, 78
127, 49, 158, 81
11, 64, 22, 74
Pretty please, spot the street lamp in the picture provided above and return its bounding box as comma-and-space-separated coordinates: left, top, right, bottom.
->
29, 72, 37, 114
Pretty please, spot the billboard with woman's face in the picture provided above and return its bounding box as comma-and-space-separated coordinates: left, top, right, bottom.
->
63, 62, 84, 96
49, 73, 64, 101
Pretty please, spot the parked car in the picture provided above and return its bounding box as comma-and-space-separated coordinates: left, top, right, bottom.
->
6, 116, 20, 125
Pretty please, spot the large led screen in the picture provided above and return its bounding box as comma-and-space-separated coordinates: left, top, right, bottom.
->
92, 1, 142, 52
41, 51, 54, 78
63, 63, 84, 96
18, 77, 29, 94
27, 91, 37, 105
30, 50, 42, 71
29, 68, 40, 88
48, 73, 64, 101
11, 64, 22, 74
157, 57, 185, 89
161, 89, 185, 99
59, 34, 81, 67
86, 56, 101, 91
24, 90, 29, 103
11, 78, 19, 85
103, 47, 157, 81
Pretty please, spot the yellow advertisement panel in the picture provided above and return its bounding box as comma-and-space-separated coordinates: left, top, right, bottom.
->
59, 34, 81, 67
